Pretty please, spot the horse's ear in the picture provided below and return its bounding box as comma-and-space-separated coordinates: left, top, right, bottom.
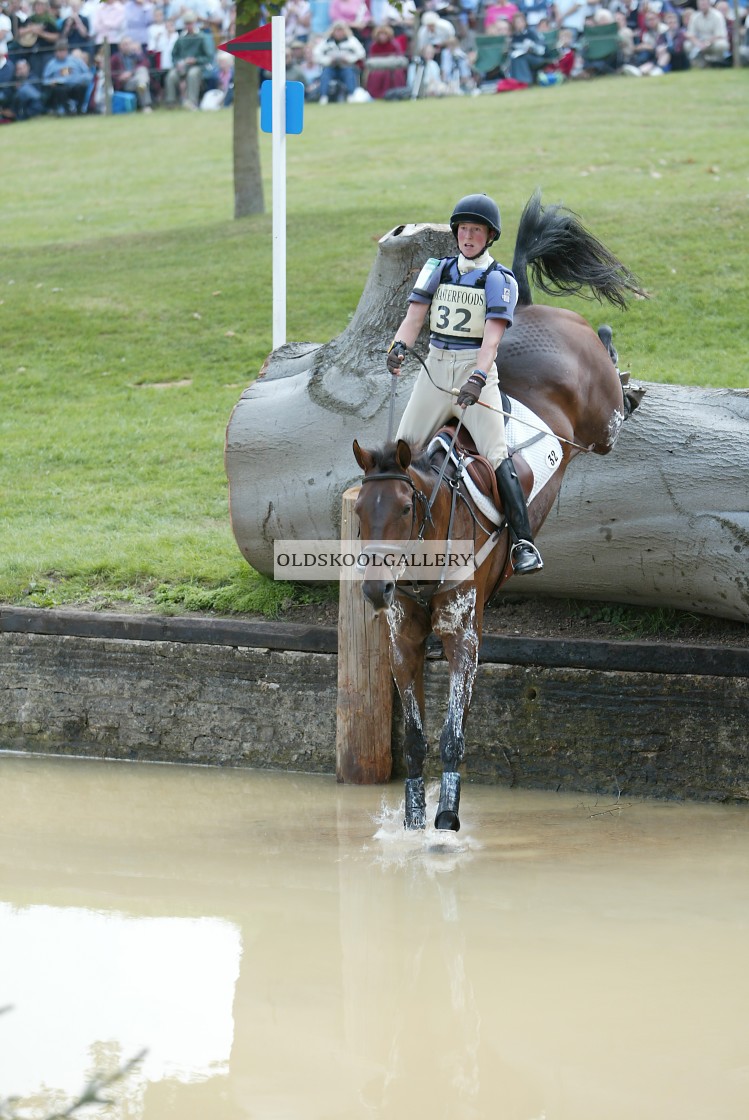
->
353, 439, 375, 473
395, 439, 412, 470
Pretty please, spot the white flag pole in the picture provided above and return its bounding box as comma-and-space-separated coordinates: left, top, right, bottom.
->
271, 15, 286, 349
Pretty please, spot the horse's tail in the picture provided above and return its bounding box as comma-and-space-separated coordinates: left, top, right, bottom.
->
512, 189, 647, 310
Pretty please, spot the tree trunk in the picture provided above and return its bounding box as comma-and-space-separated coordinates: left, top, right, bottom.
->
232, 38, 264, 218
225, 223, 749, 623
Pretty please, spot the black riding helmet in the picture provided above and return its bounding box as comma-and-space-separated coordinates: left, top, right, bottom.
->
449, 193, 501, 245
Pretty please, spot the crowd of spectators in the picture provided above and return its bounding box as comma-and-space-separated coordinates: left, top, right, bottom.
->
0, 0, 235, 118
0, 0, 745, 122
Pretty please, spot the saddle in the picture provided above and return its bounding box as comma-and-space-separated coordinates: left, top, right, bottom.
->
431, 420, 534, 512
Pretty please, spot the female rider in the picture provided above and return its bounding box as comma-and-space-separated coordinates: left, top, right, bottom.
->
386, 192, 543, 574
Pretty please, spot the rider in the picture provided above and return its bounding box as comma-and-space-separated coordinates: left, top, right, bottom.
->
386, 192, 543, 575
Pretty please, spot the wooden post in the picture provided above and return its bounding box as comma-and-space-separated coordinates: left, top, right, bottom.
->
103, 40, 112, 116
335, 487, 393, 784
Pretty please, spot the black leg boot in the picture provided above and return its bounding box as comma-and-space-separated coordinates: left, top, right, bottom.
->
435, 771, 461, 831
404, 777, 426, 830
495, 458, 544, 574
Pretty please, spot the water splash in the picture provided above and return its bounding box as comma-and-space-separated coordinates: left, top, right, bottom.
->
368, 783, 482, 874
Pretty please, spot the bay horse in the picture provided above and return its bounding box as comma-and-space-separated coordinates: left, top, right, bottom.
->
352, 191, 646, 832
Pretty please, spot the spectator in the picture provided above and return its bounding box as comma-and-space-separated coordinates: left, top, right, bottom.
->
92, 0, 126, 53
440, 33, 476, 92
11, 54, 44, 115
286, 37, 307, 81
518, 0, 550, 28
415, 10, 456, 55
58, 0, 92, 58
0, 5, 12, 52
655, 8, 690, 70
685, 0, 729, 66
614, 9, 636, 65
89, 42, 111, 110
180, 0, 224, 44
110, 32, 152, 107
122, 0, 153, 50
554, 26, 577, 75
503, 10, 548, 83
0, 43, 14, 114
483, 2, 518, 32
147, 9, 178, 70
79, 0, 101, 32
197, 44, 230, 105
623, 5, 665, 73
365, 22, 406, 98
407, 42, 446, 95
553, 0, 590, 41
296, 36, 323, 97
163, 9, 213, 108
484, 15, 512, 36
12, 0, 60, 79
328, 0, 370, 36
310, 0, 330, 35
282, 0, 312, 43
714, 0, 734, 41
42, 34, 91, 111
579, 7, 620, 76
312, 19, 365, 102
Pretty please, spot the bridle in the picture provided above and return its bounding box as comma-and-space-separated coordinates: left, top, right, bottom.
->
358, 456, 496, 608
359, 469, 434, 542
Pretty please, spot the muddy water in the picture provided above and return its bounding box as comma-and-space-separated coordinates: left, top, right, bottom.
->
0, 753, 747, 1120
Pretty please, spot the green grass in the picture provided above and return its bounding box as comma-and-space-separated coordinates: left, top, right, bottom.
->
0, 71, 747, 614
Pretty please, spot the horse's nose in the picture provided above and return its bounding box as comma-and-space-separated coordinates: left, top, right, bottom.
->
361, 580, 395, 613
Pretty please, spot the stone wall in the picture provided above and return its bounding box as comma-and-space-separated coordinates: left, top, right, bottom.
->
1, 624, 747, 801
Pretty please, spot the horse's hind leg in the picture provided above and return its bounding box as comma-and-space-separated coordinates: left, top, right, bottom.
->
432, 588, 480, 832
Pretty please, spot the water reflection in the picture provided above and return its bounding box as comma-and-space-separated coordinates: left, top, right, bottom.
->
0, 754, 747, 1120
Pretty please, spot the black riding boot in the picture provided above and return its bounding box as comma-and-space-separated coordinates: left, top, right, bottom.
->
495, 458, 544, 574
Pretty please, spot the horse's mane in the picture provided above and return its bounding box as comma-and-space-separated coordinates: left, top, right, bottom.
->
371, 441, 433, 475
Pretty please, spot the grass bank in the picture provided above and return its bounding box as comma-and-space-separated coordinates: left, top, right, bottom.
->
0, 70, 746, 614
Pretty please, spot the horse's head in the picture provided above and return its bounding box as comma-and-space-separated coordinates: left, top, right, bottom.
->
352, 438, 416, 613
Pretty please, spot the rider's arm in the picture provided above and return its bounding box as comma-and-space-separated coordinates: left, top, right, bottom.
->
475, 316, 507, 378
389, 300, 429, 352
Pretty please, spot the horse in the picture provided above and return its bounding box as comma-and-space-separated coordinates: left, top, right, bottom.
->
352, 190, 646, 833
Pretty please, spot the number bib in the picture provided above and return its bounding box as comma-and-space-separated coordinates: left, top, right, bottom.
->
429, 282, 486, 344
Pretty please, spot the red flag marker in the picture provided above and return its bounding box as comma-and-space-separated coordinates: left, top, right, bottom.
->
219, 24, 273, 70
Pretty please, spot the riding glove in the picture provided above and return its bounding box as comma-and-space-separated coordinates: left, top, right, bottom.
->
456, 370, 487, 408
386, 340, 407, 374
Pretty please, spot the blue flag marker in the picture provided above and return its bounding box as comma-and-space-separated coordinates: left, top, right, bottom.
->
260, 80, 305, 134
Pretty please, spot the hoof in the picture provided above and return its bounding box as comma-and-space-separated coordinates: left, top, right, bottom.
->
434, 808, 461, 831
435, 772, 461, 832
404, 777, 426, 830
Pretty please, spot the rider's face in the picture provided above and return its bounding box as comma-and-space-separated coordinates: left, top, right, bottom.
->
457, 223, 490, 258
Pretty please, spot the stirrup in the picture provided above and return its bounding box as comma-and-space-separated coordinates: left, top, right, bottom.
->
510, 540, 544, 574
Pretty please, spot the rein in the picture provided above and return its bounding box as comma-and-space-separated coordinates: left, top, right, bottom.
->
402, 344, 594, 455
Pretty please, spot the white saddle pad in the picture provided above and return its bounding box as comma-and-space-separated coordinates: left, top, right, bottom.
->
427, 395, 564, 527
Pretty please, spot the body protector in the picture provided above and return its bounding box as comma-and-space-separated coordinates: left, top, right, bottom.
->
411, 256, 517, 347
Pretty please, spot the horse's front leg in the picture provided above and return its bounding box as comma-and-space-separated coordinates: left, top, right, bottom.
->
387, 597, 431, 830
431, 587, 480, 831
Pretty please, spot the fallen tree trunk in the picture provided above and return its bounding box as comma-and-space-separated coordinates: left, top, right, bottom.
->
225, 223, 749, 623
